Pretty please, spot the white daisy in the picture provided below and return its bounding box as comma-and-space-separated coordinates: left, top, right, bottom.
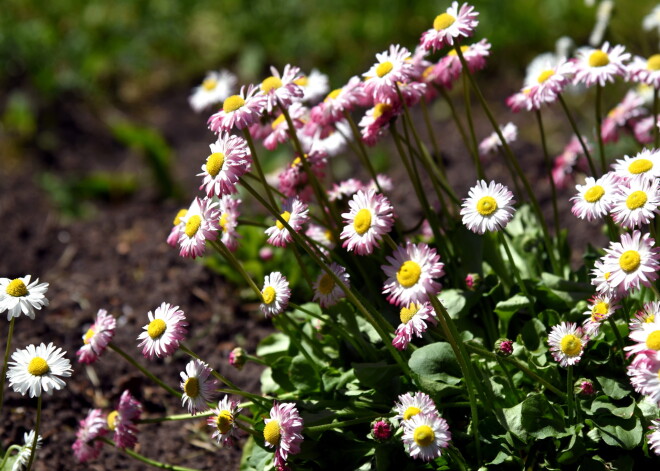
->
177, 197, 220, 259
625, 319, 660, 357
582, 293, 619, 336
648, 418, 660, 455
478, 122, 518, 156
297, 69, 329, 103
0, 275, 49, 321
548, 322, 588, 367
136, 302, 188, 360
260, 272, 291, 318
208, 396, 242, 447
610, 178, 660, 228
11, 430, 42, 471
264, 197, 310, 248
420, 1, 479, 52
570, 173, 618, 221
362, 44, 414, 102
188, 70, 237, 112
460, 180, 516, 234
198, 132, 251, 197
394, 391, 438, 422
628, 54, 660, 88
392, 302, 437, 351
180, 359, 218, 415
611, 148, 660, 182
573, 42, 630, 88
313, 263, 350, 308
340, 189, 395, 256
630, 301, 660, 332
600, 230, 660, 295
7, 342, 72, 397
402, 413, 451, 462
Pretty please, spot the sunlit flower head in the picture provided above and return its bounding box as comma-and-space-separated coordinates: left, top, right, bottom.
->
628, 54, 660, 88
264, 102, 307, 151
625, 318, 660, 357
260, 272, 291, 318
77, 308, 116, 364
359, 101, 399, 146
525, 55, 575, 108
264, 402, 304, 469
0, 275, 49, 321
311, 76, 367, 126
420, 2, 479, 52
108, 390, 142, 450
198, 133, 251, 197
610, 178, 660, 229
392, 302, 437, 351
393, 391, 438, 422
582, 293, 619, 336
208, 84, 267, 133
506, 87, 536, 113
137, 302, 188, 360
573, 42, 630, 88
167, 208, 188, 247
362, 44, 414, 102
590, 259, 615, 296
340, 189, 395, 255
305, 224, 335, 256
297, 69, 329, 103
7, 342, 72, 397
217, 194, 241, 252
570, 173, 617, 221
600, 230, 660, 295
180, 359, 218, 415
12, 430, 42, 471
548, 322, 588, 367
313, 262, 350, 308
265, 197, 310, 248
460, 180, 516, 234
478, 122, 517, 156
630, 301, 660, 332
189, 70, 237, 112
612, 148, 660, 182
177, 197, 220, 259
627, 350, 660, 405
208, 396, 242, 447
73, 409, 107, 463
402, 413, 451, 461
260, 64, 304, 113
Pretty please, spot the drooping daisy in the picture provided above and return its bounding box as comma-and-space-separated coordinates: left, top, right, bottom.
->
600, 230, 660, 295
628, 54, 660, 88
582, 293, 619, 336
630, 301, 660, 332
297, 69, 330, 103
108, 390, 142, 450
612, 148, 660, 182
628, 350, 660, 402
180, 359, 218, 415
601, 90, 646, 143
402, 413, 451, 461
72, 409, 107, 463
547, 322, 589, 367
573, 42, 630, 88
189, 70, 237, 112
570, 173, 618, 221
263, 102, 307, 151
7, 342, 72, 397
382, 243, 445, 307
198, 133, 251, 197
208, 84, 267, 133
633, 115, 659, 145
177, 197, 220, 259
441, 39, 491, 80
76, 308, 116, 364
340, 189, 395, 256
625, 319, 660, 357
260, 272, 291, 318
420, 2, 479, 52
392, 302, 437, 351
362, 44, 414, 102
478, 122, 518, 157
263, 402, 304, 469
506, 87, 536, 113
313, 263, 350, 308
610, 178, 660, 228
648, 418, 660, 455
359, 101, 399, 146
12, 430, 42, 471
393, 391, 438, 422
552, 136, 592, 190
0, 275, 49, 321
136, 302, 188, 360
366, 174, 394, 194
460, 180, 516, 234
264, 197, 310, 248
167, 208, 188, 247
260, 64, 304, 113
208, 396, 242, 447
217, 195, 241, 252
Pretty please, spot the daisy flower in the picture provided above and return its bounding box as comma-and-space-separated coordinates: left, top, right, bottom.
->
478, 122, 517, 156
610, 178, 660, 228
644, 5, 660, 31
340, 189, 395, 256
392, 302, 437, 351
178, 197, 220, 259
76, 308, 116, 364
328, 178, 363, 202
359, 102, 399, 146
506, 87, 536, 113
180, 359, 218, 415
72, 409, 107, 463
260, 64, 304, 113
305, 224, 335, 255
189, 70, 237, 112
167, 208, 188, 247
582, 293, 619, 336
443, 39, 491, 77
198, 133, 251, 197
7, 342, 72, 397
612, 148, 660, 182
590, 259, 615, 296
260, 272, 291, 318
630, 301, 660, 332
362, 44, 414, 103
460, 180, 516, 234
601, 90, 646, 143
136, 302, 188, 360
108, 390, 142, 450
382, 243, 445, 307
573, 42, 630, 88
627, 350, 660, 405
218, 195, 241, 252
634, 115, 659, 145
12, 430, 42, 471
649, 418, 660, 455
393, 391, 438, 422
600, 230, 660, 295
628, 54, 660, 88
263, 402, 304, 469
625, 319, 660, 357
297, 69, 329, 103
0, 275, 49, 321
264, 197, 310, 248
311, 76, 367, 126
402, 413, 451, 461
208, 396, 242, 447
208, 84, 267, 133
570, 173, 618, 221
313, 263, 350, 308
366, 174, 394, 194
420, 2, 479, 52
264, 102, 307, 151
547, 322, 588, 367
525, 56, 576, 108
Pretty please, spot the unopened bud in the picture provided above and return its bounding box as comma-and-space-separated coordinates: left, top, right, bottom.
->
465, 273, 481, 290
371, 419, 393, 442
575, 378, 596, 397
229, 347, 246, 370
494, 338, 514, 357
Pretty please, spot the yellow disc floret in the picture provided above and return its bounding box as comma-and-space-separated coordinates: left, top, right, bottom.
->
261, 76, 283, 93
185, 215, 202, 238
560, 334, 582, 356
413, 425, 435, 447
27, 357, 49, 376
202, 78, 217, 91
400, 304, 420, 324
83, 328, 95, 344
397, 261, 422, 288
626, 191, 648, 210
325, 88, 342, 101
403, 406, 421, 420
107, 410, 119, 430
262, 286, 276, 305
433, 13, 456, 31
173, 209, 188, 226
376, 61, 394, 78
275, 211, 291, 230
318, 274, 335, 295
263, 420, 281, 446
537, 69, 555, 83
476, 196, 498, 216
629, 159, 653, 175
206, 152, 225, 177
373, 103, 392, 119
584, 185, 605, 203
216, 410, 233, 434
353, 209, 373, 235
184, 377, 200, 398
648, 54, 660, 71
223, 95, 245, 113
6, 279, 28, 297
589, 50, 610, 67
591, 302, 609, 322
619, 250, 641, 273
147, 318, 167, 339
646, 330, 660, 350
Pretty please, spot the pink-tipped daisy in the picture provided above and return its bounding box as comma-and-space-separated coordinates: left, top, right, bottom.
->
198, 133, 251, 197
506, 87, 536, 113
260, 64, 304, 113
420, 2, 479, 52
570, 173, 618, 221
217, 195, 241, 252
523, 54, 575, 108
180, 359, 218, 415
630, 301, 660, 332
402, 413, 451, 461
590, 259, 615, 296
311, 76, 367, 126
362, 44, 414, 102
328, 178, 363, 202
600, 230, 660, 295
77, 308, 116, 364
72, 409, 107, 463
189, 70, 237, 113
634, 115, 659, 145
260, 272, 291, 318
573, 42, 630, 88
108, 390, 142, 450
208, 84, 267, 133
460, 180, 516, 234
167, 208, 188, 247
265, 197, 310, 248
340, 189, 395, 256
382, 243, 445, 307
392, 302, 437, 351
208, 396, 242, 447
313, 263, 350, 308
625, 319, 660, 357
610, 178, 660, 228
0, 275, 49, 321
582, 293, 619, 336
629, 54, 660, 88
478, 122, 517, 157
627, 350, 660, 405
359, 101, 399, 146
136, 302, 188, 360
177, 197, 220, 259
394, 391, 438, 422
548, 322, 589, 367
7, 342, 72, 398
264, 102, 307, 151
612, 148, 660, 182
649, 418, 660, 455
602, 90, 646, 143
297, 69, 329, 103
305, 224, 335, 255
264, 402, 304, 469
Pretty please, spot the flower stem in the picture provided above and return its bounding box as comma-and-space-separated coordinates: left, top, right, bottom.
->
343, 111, 383, 193
137, 411, 213, 424
595, 83, 607, 173
461, 67, 485, 179
497, 231, 536, 316
0, 445, 22, 470
304, 415, 382, 433
242, 127, 278, 210
100, 437, 203, 471
535, 110, 560, 241
566, 365, 574, 423
557, 94, 598, 176
178, 343, 240, 391
25, 395, 41, 471
0, 317, 16, 416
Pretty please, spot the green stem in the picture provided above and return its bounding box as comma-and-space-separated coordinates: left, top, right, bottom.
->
461, 66, 485, 179
243, 127, 278, 210
557, 94, 598, 176
420, 98, 442, 168
137, 411, 213, 424
437, 85, 475, 163
607, 316, 626, 364
535, 110, 560, 242
343, 111, 383, 193
497, 231, 536, 316
0, 317, 16, 416
567, 365, 574, 423
25, 395, 41, 471
100, 437, 202, 471
595, 83, 606, 173
0, 445, 22, 470
496, 356, 522, 403
209, 240, 262, 298
304, 415, 381, 434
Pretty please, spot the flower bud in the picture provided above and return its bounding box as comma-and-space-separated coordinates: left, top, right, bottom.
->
465, 273, 481, 290
229, 347, 246, 370
371, 419, 393, 442
494, 338, 514, 357
574, 378, 596, 396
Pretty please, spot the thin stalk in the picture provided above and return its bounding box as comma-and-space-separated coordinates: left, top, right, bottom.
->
437, 85, 475, 161
138, 412, 213, 424
607, 316, 627, 363
0, 317, 16, 415
496, 356, 522, 403
100, 437, 202, 471
305, 415, 382, 434
535, 110, 560, 241
25, 395, 41, 471
557, 94, 598, 176
343, 111, 383, 193
209, 240, 261, 297
291, 244, 314, 293
242, 128, 278, 210
462, 70, 486, 179
235, 419, 261, 439
447, 445, 469, 471
242, 172, 285, 199
178, 343, 240, 391
497, 231, 536, 316
567, 365, 574, 423
420, 99, 442, 169
0, 445, 21, 470
595, 84, 607, 173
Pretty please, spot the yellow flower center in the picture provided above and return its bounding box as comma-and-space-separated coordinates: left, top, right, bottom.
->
648, 54, 660, 71
223, 95, 245, 113
202, 78, 217, 91
447, 46, 468, 57
353, 209, 372, 235
318, 274, 335, 295
147, 318, 167, 339
433, 12, 456, 31
646, 314, 656, 323
537, 69, 555, 84
27, 357, 49, 376
262, 286, 276, 305
591, 302, 609, 322
584, 185, 605, 203
261, 76, 283, 93
400, 304, 420, 324
403, 406, 421, 420
325, 88, 342, 101
619, 250, 641, 273
185, 215, 202, 238
216, 410, 233, 434
264, 420, 281, 446
275, 211, 291, 230
184, 377, 200, 398
271, 114, 286, 129
588, 50, 610, 67
173, 209, 187, 226
629, 159, 653, 175
376, 61, 394, 78
373, 103, 392, 119
219, 213, 229, 231
107, 410, 119, 431
206, 152, 225, 177
397, 260, 422, 288
646, 330, 660, 350
626, 190, 648, 210
604, 271, 611, 280
324, 230, 333, 242
6, 279, 28, 297
413, 425, 435, 447
476, 196, 498, 216
560, 334, 582, 356
83, 328, 95, 344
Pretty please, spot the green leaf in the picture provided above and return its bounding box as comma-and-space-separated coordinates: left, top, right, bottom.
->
495, 294, 531, 328
502, 393, 567, 441
289, 354, 320, 393
590, 399, 643, 449
595, 376, 630, 400
256, 332, 290, 361
520, 318, 547, 353
408, 342, 462, 378
353, 361, 400, 390
437, 289, 471, 319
